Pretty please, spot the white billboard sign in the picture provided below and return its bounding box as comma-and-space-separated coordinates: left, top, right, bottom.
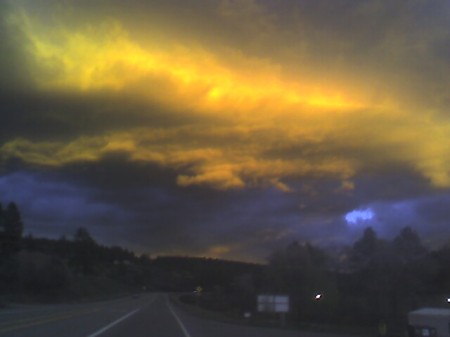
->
257, 295, 289, 313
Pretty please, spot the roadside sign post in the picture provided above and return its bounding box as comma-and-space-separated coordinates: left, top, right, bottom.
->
194, 286, 203, 306
257, 294, 290, 327
281, 311, 286, 327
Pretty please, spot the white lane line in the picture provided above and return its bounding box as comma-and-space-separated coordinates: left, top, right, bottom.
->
167, 301, 192, 337
86, 308, 140, 337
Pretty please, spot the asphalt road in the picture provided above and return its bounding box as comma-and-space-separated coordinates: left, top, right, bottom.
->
0, 293, 351, 337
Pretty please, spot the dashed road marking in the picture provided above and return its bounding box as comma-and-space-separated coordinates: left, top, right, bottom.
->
167, 300, 193, 337
86, 308, 140, 337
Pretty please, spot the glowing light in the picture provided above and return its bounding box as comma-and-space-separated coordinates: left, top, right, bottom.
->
345, 208, 374, 224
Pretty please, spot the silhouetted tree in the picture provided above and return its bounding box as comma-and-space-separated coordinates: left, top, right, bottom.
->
431, 244, 450, 296
74, 227, 95, 245
345, 227, 394, 325
265, 241, 338, 322
350, 227, 383, 269
392, 226, 427, 261
0, 203, 4, 227
69, 227, 98, 275
0, 202, 24, 257
388, 227, 431, 321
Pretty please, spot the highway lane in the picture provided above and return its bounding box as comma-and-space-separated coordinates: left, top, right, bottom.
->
0, 293, 352, 337
0, 295, 151, 337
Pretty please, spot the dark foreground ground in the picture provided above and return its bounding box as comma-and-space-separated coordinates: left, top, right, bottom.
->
0, 293, 360, 337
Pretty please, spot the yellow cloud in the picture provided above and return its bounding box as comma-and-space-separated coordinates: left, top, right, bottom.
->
10, 6, 362, 119
4, 3, 450, 192
3, 112, 450, 191
413, 127, 450, 187
0, 126, 357, 191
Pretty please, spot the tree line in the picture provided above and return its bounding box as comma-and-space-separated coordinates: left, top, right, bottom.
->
0, 201, 262, 303
179, 226, 450, 334
204, 226, 450, 333
0, 202, 154, 301
263, 227, 435, 328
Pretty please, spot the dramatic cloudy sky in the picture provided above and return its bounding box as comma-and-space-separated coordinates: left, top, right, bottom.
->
1, 0, 449, 261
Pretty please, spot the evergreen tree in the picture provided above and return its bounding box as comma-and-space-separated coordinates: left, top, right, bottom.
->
266, 241, 337, 322
347, 227, 393, 324
74, 227, 95, 245
70, 227, 98, 275
0, 202, 23, 257
390, 227, 432, 318
0, 203, 4, 229
350, 227, 381, 268
0, 203, 6, 257
5, 202, 23, 239
392, 226, 427, 261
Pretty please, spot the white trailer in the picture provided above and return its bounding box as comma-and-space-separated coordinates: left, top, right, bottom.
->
408, 308, 450, 337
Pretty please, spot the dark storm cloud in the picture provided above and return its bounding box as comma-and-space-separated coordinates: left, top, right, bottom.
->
0, 85, 208, 144
344, 192, 450, 248
0, 2, 31, 92
415, 195, 450, 240
0, 172, 132, 239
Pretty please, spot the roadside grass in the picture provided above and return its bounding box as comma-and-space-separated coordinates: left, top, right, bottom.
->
169, 293, 374, 336
2, 275, 141, 306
